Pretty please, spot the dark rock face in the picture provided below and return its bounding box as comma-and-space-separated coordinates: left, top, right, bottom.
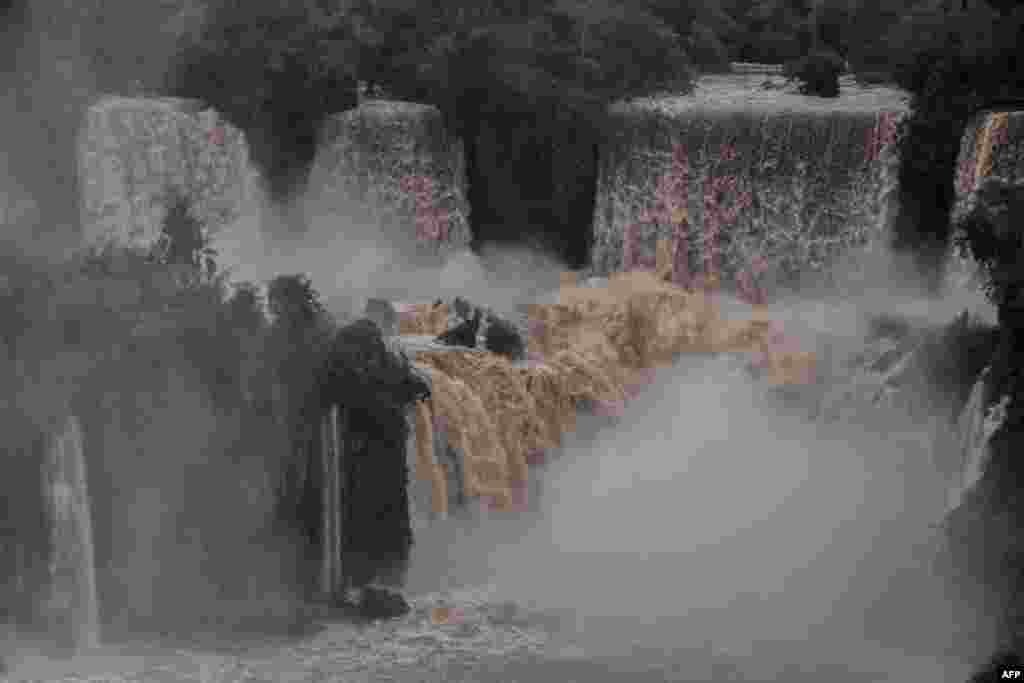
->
358, 585, 411, 621
482, 312, 527, 361
321, 319, 431, 412
436, 308, 482, 348
825, 310, 999, 425
341, 429, 414, 591
936, 322, 1024, 677
328, 585, 410, 622
312, 319, 432, 603
0, 427, 52, 632
969, 650, 1023, 682
463, 109, 600, 270
920, 311, 1001, 421
943, 174, 1024, 671
431, 297, 528, 360
977, 336, 1024, 653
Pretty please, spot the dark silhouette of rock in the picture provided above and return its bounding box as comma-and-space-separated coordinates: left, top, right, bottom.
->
330, 585, 409, 622
969, 650, 1023, 682
320, 318, 431, 410
482, 311, 527, 360
314, 319, 428, 608
436, 308, 482, 348
452, 297, 473, 320
358, 585, 410, 621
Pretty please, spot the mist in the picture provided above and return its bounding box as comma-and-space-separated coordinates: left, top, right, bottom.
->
213, 180, 570, 322
403, 245, 996, 681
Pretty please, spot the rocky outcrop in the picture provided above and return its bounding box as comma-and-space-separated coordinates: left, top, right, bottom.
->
951, 110, 1024, 225
941, 109, 1024, 671
817, 311, 998, 425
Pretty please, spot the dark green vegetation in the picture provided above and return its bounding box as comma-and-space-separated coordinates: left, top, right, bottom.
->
955, 181, 1024, 316
784, 49, 845, 98
944, 181, 1024, 671
160, 0, 1014, 268
889, 2, 1024, 290
0, 198, 426, 631
170, 2, 359, 203
887, 4, 1024, 674
170, 0, 696, 266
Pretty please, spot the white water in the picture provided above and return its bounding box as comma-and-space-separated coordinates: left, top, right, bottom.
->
947, 367, 1012, 516
321, 404, 345, 599
41, 414, 100, 652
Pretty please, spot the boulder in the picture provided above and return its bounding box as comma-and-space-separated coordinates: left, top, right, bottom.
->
481, 312, 528, 361
359, 585, 411, 621
331, 585, 410, 622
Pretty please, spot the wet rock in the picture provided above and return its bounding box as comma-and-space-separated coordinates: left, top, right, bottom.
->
359, 586, 411, 622
436, 309, 482, 348
969, 650, 1023, 682
452, 297, 473, 320
481, 312, 527, 360
329, 585, 410, 622
818, 310, 998, 423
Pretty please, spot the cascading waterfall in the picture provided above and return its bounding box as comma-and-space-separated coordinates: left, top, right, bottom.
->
947, 367, 1012, 516
938, 108, 1019, 518
320, 404, 345, 600
590, 103, 905, 295
41, 414, 99, 651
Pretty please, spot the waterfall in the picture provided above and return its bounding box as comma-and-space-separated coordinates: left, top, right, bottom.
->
41, 414, 99, 651
947, 367, 1012, 516
320, 404, 345, 600
590, 105, 906, 284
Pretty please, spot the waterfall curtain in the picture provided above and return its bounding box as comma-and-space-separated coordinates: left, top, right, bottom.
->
40, 414, 99, 650
320, 404, 346, 599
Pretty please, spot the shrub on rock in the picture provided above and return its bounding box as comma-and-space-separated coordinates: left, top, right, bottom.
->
785, 49, 844, 97
482, 312, 528, 361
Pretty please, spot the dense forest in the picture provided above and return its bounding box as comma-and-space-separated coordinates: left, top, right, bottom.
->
6, 0, 1021, 264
